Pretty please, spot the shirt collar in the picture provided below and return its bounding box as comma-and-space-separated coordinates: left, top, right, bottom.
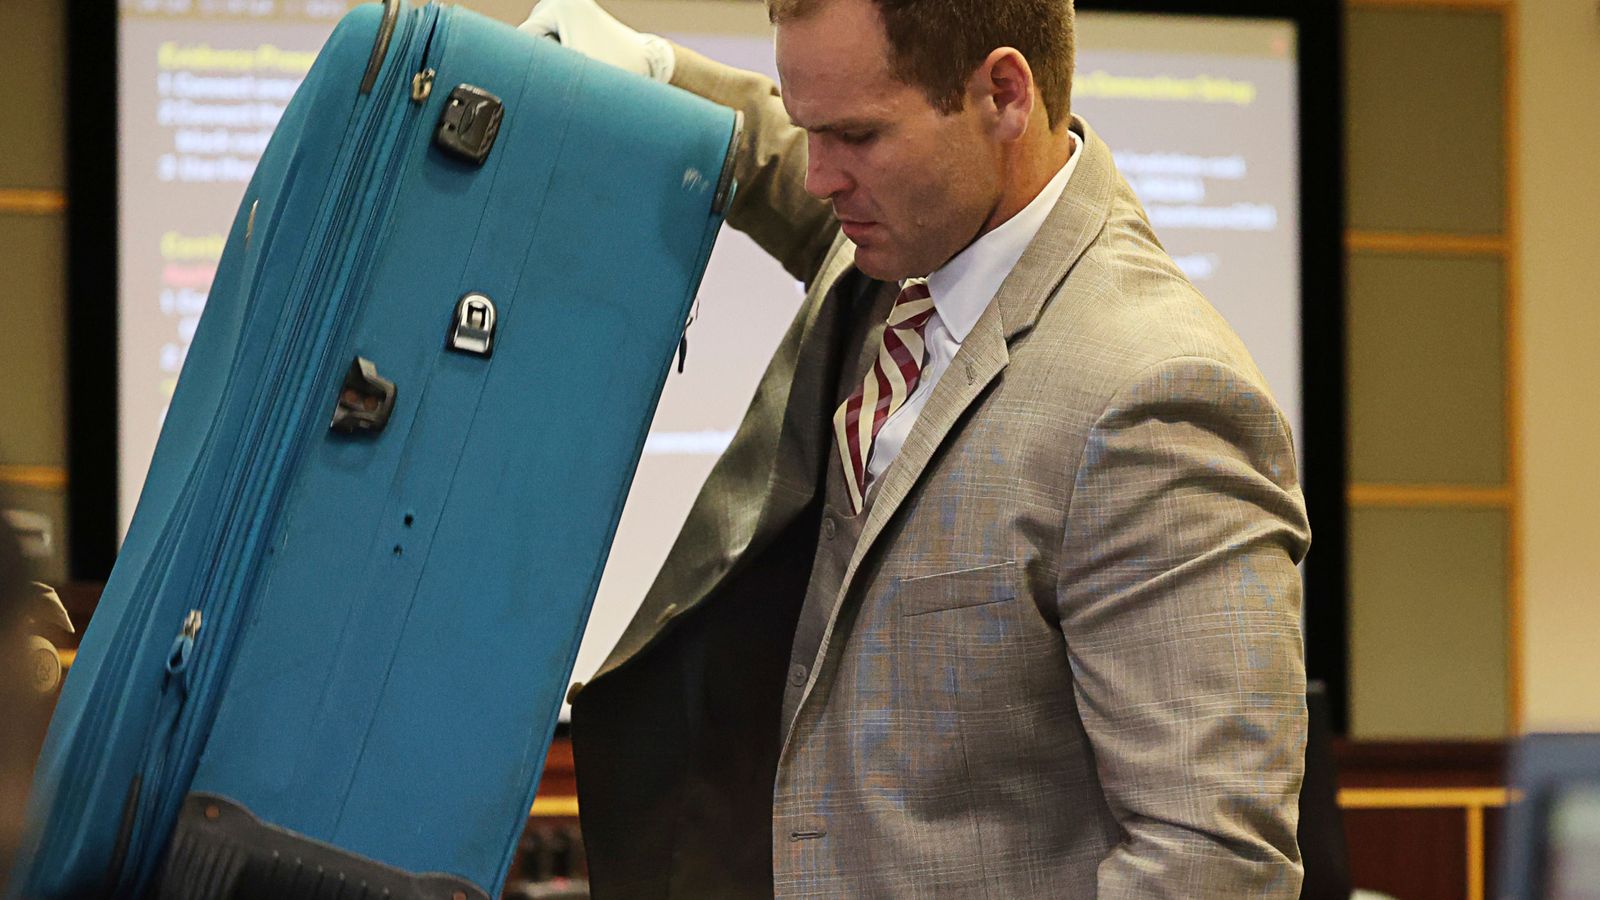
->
918, 129, 1082, 343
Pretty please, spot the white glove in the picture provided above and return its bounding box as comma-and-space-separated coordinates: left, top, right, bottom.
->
519, 0, 676, 83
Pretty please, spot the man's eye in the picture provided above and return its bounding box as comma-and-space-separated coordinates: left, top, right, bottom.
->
838, 131, 875, 146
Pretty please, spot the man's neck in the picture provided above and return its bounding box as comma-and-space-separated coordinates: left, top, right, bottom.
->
979, 120, 1077, 239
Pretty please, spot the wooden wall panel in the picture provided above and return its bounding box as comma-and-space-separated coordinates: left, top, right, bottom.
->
1347, 253, 1506, 486
0, 0, 66, 190
1345, 7, 1505, 233
1483, 804, 1505, 896
1344, 806, 1468, 899
1349, 508, 1509, 738
0, 215, 68, 470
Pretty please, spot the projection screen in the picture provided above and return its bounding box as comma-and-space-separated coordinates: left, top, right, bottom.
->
112, 0, 1317, 717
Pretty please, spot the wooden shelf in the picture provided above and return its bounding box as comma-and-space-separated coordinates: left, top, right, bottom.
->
1348, 483, 1513, 508
0, 465, 67, 490
0, 189, 66, 215
1347, 230, 1508, 257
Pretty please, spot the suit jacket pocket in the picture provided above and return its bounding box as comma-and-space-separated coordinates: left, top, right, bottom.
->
897, 560, 1018, 617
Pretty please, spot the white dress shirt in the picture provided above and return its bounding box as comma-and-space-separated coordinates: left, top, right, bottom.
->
863, 130, 1083, 496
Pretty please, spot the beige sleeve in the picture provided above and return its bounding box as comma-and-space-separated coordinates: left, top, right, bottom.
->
669, 43, 838, 287
1057, 356, 1313, 899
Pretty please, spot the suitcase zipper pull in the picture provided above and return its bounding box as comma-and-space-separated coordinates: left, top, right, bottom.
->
411, 68, 435, 103
677, 295, 702, 374
165, 609, 203, 681
410, 5, 440, 104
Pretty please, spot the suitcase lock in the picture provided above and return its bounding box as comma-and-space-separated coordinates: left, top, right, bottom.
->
435, 84, 503, 166
330, 357, 397, 435
448, 292, 497, 357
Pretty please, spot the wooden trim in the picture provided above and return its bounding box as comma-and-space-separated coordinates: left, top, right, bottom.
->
1501, 0, 1524, 737
530, 796, 579, 818
1346, 230, 1508, 257
0, 189, 66, 215
1347, 483, 1513, 508
1467, 803, 1487, 900
1346, 0, 1508, 11
1337, 786, 1512, 809
0, 464, 68, 491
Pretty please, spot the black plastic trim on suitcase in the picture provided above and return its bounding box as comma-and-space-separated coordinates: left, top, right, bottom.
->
330, 357, 398, 435
104, 774, 143, 892
155, 793, 489, 900
361, 0, 403, 96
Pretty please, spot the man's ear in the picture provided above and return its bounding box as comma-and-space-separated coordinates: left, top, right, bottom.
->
971, 47, 1035, 142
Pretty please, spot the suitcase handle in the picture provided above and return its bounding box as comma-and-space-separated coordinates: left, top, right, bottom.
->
361, 0, 404, 95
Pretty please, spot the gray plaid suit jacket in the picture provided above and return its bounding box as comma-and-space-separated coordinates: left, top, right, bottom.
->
568, 47, 1312, 899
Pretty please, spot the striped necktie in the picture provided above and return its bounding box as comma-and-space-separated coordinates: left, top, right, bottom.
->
833, 280, 936, 515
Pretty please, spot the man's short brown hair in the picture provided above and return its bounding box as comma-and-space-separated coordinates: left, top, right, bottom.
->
769, 0, 1076, 129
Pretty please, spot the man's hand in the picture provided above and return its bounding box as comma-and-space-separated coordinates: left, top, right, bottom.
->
519, 0, 676, 83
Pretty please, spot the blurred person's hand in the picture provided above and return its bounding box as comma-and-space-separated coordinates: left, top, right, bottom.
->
519, 0, 676, 83
0, 508, 44, 881
19, 585, 71, 695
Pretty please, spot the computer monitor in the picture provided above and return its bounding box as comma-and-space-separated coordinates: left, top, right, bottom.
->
1498, 733, 1600, 899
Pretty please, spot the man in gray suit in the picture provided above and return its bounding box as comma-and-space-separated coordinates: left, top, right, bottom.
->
524, 0, 1312, 895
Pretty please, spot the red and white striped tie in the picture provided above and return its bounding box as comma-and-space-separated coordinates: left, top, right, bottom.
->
834, 280, 936, 514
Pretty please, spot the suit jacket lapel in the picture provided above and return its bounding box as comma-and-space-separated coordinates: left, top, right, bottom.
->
765, 244, 863, 512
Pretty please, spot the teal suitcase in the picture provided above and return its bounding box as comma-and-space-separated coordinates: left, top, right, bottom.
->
9, 3, 738, 897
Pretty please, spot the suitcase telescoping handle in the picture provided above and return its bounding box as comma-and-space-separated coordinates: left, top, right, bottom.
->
361, 0, 404, 95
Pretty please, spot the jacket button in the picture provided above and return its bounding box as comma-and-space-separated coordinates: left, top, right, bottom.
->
566, 682, 584, 704
788, 663, 808, 687
821, 516, 837, 540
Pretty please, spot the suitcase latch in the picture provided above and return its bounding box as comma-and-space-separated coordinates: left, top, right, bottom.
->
330, 357, 397, 435
448, 292, 497, 357
435, 84, 503, 166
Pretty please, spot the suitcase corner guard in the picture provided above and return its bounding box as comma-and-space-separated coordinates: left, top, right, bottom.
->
361, 0, 403, 96
155, 793, 489, 900
711, 109, 744, 217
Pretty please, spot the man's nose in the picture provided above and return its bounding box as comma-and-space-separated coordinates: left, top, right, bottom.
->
804, 137, 849, 200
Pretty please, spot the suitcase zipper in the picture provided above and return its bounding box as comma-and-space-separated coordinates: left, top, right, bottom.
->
34, 360, 245, 875
111, 606, 204, 891
178, 0, 444, 721
113, 7, 448, 891
410, 14, 439, 103
33, 218, 282, 872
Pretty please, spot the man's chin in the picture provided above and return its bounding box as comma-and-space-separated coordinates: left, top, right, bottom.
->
849, 243, 916, 283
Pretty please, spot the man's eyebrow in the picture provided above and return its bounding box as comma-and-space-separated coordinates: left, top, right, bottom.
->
789, 118, 880, 133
